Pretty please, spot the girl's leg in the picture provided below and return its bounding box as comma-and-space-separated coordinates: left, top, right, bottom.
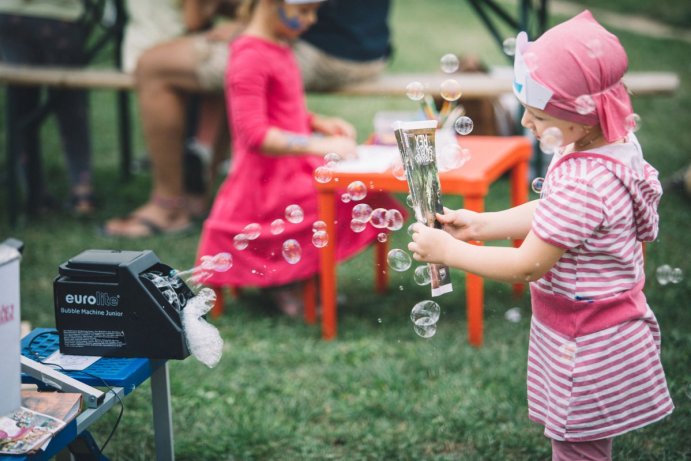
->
551, 438, 612, 461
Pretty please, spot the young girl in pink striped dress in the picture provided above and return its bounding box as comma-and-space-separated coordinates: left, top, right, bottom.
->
408, 10, 673, 461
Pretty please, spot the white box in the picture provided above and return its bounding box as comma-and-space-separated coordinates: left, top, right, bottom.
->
0, 242, 21, 416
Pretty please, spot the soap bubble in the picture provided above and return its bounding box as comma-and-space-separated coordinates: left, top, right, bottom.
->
410, 300, 441, 326
392, 162, 407, 181
385, 209, 404, 231
352, 203, 373, 221
413, 265, 431, 286
243, 223, 261, 240
377, 232, 388, 243
504, 307, 522, 323
454, 116, 474, 135
539, 127, 563, 154
210, 252, 233, 272
314, 166, 333, 183
502, 37, 516, 56
324, 152, 341, 167
341, 193, 352, 203
270, 218, 285, 235
625, 113, 641, 133
406, 195, 414, 208
586, 38, 603, 58
669, 267, 683, 284
282, 239, 302, 264
575, 94, 596, 115
233, 234, 249, 250
312, 231, 328, 248
531, 177, 544, 194
440, 53, 460, 74
350, 219, 367, 233
347, 181, 367, 201
656, 264, 672, 285
407, 223, 417, 237
285, 204, 304, 223
387, 249, 412, 272
523, 51, 539, 72
312, 220, 327, 233
370, 208, 389, 228
199, 255, 215, 271
438, 144, 470, 172
413, 323, 437, 338
406, 81, 425, 101
440, 79, 462, 101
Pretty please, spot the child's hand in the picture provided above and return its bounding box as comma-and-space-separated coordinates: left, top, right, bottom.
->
436, 207, 479, 241
407, 223, 456, 265
312, 115, 356, 139
314, 136, 358, 160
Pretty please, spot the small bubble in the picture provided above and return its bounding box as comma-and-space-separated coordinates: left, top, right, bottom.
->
406, 194, 414, 208
531, 177, 544, 194
347, 181, 367, 201
324, 152, 342, 167
454, 116, 474, 135
438, 144, 470, 172
387, 249, 412, 272
243, 223, 261, 240
377, 318, 383, 324
406, 81, 425, 101
312, 230, 328, 248
352, 203, 373, 221
413, 265, 431, 286
233, 234, 249, 250
410, 300, 441, 326
656, 264, 672, 285
377, 232, 388, 243
341, 193, 352, 203
282, 239, 302, 264
385, 209, 404, 231
625, 113, 641, 133
312, 220, 327, 233
440, 79, 462, 101
350, 219, 367, 233
285, 204, 304, 224
392, 162, 407, 181
314, 165, 333, 183
370, 208, 389, 229
504, 307, 521, 323
669, 267, 683, 284
407, 223, 416, 237
539, 127, 563, 154
440, 53, 460, 74
211, 252, 233, 272
413, 323, 437, 338
575, 94, 596, 115
270, 219, 285, 235
502, 37, 516, 56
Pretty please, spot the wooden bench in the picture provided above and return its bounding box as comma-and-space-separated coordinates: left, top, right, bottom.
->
0, 63, 680, 226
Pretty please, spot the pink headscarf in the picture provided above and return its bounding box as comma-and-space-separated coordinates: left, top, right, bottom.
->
513, 10, 632, 142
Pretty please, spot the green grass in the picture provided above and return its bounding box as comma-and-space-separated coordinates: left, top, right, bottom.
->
1, 1, 690, 459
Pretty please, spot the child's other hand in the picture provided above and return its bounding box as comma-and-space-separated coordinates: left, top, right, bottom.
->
408, 223, 455, 264
312, 115, 356, 139
437, 207, 478, 241
315, 136, 357, 160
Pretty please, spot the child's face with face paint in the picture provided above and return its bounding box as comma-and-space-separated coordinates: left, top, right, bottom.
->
276, 2, 321, 39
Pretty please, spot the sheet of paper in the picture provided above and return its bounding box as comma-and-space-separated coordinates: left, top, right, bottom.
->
332, 145, 400, 173
44, 350, 100, 371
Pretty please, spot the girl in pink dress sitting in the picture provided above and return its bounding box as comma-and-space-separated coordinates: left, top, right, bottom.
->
196, 0, 402, 315
408, 11, 673, 461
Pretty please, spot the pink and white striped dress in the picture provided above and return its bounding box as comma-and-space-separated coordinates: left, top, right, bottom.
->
527, 137, 673, 442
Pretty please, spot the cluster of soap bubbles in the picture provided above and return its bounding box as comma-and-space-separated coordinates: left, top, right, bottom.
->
314, 152, 343, 184
350, 204, 404, 236
656, 264, 683, 285
410, 300, 441, 338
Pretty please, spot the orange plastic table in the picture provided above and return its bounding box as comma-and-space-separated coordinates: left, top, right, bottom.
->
312, 135, 532, 346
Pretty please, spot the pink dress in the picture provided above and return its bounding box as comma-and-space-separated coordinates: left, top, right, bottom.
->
196, 35, 402, 288
527, 136, 673, 442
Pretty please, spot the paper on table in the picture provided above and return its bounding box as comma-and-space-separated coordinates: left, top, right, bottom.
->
332, 145, 400, 173
44, 350, 100, 371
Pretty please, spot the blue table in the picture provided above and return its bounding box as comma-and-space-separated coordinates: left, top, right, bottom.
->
1, 328, 175, 461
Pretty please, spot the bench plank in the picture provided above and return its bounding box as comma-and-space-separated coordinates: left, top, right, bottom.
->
0, 63, 134, 90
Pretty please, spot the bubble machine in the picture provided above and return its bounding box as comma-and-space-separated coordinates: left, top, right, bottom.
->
53, 249, 192, 359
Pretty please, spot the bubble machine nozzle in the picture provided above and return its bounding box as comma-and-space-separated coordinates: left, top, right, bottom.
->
53, 249, 192, 359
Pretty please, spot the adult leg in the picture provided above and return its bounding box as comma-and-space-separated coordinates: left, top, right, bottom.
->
103, 35, 208, 237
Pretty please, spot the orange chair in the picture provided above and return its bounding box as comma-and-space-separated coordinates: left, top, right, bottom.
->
314, 135, 532, 346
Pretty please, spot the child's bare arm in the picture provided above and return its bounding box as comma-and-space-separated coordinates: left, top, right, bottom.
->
261, 128, 357, 159
438, 201, 538, 242
408, 224, 564, 283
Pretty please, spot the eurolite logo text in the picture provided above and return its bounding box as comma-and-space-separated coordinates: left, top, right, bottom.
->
65, 292, 119, 307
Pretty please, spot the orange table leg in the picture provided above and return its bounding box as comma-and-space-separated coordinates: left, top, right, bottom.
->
510, 158, 529, 298
318, 189, 338, 340
230, 286, 242, 298
303, 276, 317, 324
375, 238, 389, 293
211, 286, 225, 318
464, 196, 485, 347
